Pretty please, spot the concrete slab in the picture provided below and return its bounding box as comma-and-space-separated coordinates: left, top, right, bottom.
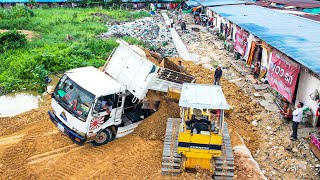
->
263, 93, 275, 103
253, 84, 269, 90
259, 100, 279, 112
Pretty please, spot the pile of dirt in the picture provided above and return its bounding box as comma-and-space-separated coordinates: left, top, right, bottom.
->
144, 49, 162, 65
134, 98, 180, 141
0, 30, 35, 39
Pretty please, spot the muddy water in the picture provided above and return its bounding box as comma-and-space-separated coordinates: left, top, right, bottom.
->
0, 75, 60, 117
0, 91, 43, 117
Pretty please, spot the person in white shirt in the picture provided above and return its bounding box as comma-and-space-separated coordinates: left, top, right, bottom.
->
291, 102, 304, 141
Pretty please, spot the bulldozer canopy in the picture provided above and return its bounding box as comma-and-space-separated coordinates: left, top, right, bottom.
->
179, 83, 230, 110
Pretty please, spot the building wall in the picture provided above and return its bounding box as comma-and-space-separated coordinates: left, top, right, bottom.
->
295, 69, 320, 126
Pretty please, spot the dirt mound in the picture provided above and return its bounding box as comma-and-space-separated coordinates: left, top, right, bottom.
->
0, 30, 35, 39
144, 49, 162, 65
134, 98, 180, 141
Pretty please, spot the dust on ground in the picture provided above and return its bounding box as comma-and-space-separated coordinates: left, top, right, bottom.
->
0, 30, 36, 39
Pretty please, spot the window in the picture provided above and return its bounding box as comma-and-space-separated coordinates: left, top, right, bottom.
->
54, 75, 94, 121
93, 93, 123, 113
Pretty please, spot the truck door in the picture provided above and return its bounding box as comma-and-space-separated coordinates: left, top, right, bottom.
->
92, 94, 123, 125
105, 40, 159, 100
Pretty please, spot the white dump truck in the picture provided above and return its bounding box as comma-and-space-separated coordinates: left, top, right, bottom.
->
48, 39, 195, 146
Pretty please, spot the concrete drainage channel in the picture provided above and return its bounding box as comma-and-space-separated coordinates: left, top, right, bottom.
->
161, 12, 198, 62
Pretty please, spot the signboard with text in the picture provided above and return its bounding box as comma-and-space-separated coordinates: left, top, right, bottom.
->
268, 49, 300, 102
234, 27, 249, 56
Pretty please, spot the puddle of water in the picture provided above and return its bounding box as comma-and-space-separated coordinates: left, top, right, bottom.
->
0, 91, 42, 117
0, 74, 60, 117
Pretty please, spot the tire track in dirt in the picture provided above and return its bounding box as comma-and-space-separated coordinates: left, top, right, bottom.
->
1, 128, 42, 179
86, 136, 163, 179
27, 144, 84, 165
27, 135, 162, 179
30, 142, 113, 179
0, 134, 25, 146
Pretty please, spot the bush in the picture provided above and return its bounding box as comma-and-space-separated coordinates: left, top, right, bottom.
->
11, 6, 35, 18
42, 4, 49, 9
0, 6, 35, 19
0, 30, 27, 53
0, 8, 150, 94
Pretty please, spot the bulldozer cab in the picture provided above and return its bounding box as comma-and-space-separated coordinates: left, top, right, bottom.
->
178, 83, 230, 136
182, 108, 223, 134
177, 83, 230, 170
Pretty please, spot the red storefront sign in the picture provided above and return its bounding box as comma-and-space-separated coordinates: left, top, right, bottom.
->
268, 50, 300, 102
234, 27, 249, 56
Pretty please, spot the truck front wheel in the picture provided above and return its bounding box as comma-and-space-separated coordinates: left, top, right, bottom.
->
91, 128, 112, 146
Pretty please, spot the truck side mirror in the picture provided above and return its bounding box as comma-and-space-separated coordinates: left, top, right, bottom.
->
44, 76, 52, 84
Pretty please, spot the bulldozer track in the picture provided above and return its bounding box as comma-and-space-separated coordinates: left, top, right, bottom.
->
161, 118, 182, 175
39, 136, 157, 179
213, 122, 234, 180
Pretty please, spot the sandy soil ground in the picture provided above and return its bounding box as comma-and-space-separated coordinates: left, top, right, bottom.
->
1, 12, 319, 180
0, 56, 263, 180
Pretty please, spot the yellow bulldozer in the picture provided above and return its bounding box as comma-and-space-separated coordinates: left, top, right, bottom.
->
162, 83, 234, 179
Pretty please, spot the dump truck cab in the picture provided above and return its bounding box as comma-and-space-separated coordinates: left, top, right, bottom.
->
177, 83, 230, 171
49, 67, 127, 145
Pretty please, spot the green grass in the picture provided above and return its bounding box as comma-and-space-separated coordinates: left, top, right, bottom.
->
0, 8, 150, 94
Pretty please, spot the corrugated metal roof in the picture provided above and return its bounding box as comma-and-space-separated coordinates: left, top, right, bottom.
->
303, 14, 320, 21
210, 5, 320, 74
196, 0, 246, 7
268, 0, 320, 9
179, 83, 230, 109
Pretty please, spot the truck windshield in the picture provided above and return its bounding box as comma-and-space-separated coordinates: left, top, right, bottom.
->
53, 75, 94, 121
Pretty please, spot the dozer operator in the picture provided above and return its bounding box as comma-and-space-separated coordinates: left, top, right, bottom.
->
185, 114, 211, 134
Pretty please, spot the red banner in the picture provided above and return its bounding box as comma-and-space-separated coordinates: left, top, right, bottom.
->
268, 50, 300, 102
234, 27, 249, 56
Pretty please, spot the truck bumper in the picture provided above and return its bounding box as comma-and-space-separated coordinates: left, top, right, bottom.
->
48, 110, 86, 145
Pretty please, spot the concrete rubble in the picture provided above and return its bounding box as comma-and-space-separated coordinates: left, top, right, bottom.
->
98, 15, 178, 57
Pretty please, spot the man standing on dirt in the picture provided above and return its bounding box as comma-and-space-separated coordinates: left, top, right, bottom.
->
178, 60, 184, 72
181, 21, 187, 31
291, 102, 304, 141
214, 65, 222, 85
